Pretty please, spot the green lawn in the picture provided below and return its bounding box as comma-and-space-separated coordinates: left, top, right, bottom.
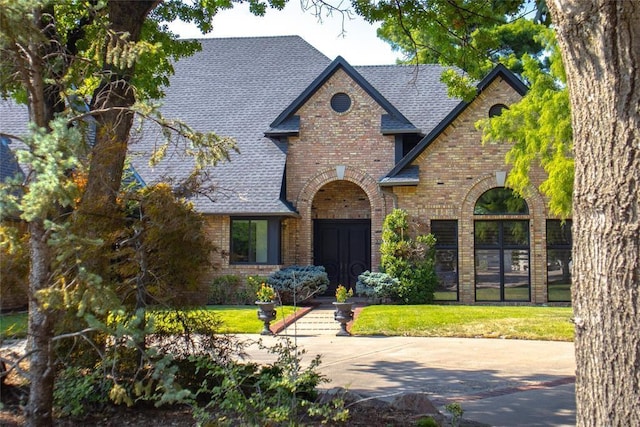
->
207, 305, 298, 333
0, 306, 299, 339
350, 305, 574, 341
0, 312, 28, 339
1, 305, 574, 341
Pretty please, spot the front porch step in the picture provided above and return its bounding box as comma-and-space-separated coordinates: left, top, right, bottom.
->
279, 308, 344, 335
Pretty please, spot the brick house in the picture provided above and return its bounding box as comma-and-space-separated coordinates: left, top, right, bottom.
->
1, 36, 572, 305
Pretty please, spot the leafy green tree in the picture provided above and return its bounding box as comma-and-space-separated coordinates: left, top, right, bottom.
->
354, 0, 639, 423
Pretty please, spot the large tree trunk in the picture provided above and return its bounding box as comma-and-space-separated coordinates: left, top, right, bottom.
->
24, 221, 55, 427
77, 0, 159, 301
22, 5, 65, 425
80, 0, 158, 217
548, 1, 640, 425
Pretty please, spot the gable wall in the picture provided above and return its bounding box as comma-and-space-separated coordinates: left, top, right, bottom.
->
394, 77, 552, 304
286, 69, 397, 201
284, 69, 397, 267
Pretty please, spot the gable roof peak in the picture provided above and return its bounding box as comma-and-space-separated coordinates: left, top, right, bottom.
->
382, 63, 529, 181
268, 53, 418, 134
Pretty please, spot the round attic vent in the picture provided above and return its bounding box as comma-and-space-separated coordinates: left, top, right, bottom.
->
330, 92, 352, 113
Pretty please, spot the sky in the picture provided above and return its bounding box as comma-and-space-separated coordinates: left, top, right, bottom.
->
168, 1, 401, 65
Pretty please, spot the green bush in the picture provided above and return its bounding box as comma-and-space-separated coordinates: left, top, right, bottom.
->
189, 337, 348, 425
246, 275, 268, 302
267, 265, 329, 304
209, 274, 242, 304
356, 271, 400, 302
54, 367, 112, 417
380, 209, 438, 304
209, 275, 268, 305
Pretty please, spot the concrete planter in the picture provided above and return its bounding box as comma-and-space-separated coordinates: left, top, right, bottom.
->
333, 302, 354, 336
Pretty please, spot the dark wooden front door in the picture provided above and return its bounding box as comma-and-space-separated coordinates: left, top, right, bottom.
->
313, 219, 371, 295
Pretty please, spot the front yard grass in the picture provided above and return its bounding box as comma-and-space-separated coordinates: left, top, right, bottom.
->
2, 305, 574, 341
208, 305, 298, 333
350, 305, 574, 341
0, 306, 300, 339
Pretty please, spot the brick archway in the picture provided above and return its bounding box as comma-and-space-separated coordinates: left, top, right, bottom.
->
295, 166, 389, 269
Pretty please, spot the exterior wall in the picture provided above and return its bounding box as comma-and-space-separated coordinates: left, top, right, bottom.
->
312, 181, 370, 220
204, 73, 565, 305
284, 69, 396, 270
393, 77, 553, 304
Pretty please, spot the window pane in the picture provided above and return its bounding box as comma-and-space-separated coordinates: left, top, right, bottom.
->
503, 249, 530, 300
502, 221, 529, 246
431, 220, 457, 247
475, 249, 501, 301
474, 187, 529, 215
231, 219, 269, 264
435, 249, 458, 298
254, 220, 268, 263
475, 221, 499, 246
548, 249, 572, 302
432, 220, 458, 301
231, 220, 249, 263
547, 220, 572, 247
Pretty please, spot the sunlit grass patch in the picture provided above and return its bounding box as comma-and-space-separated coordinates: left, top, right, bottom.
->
351, 305, 574, 341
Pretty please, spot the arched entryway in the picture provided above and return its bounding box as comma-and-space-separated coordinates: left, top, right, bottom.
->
312, 180, 371, 294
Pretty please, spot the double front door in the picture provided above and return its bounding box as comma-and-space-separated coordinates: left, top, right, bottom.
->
313, 219, 371, 295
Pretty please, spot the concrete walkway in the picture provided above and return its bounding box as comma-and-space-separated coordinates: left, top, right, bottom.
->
249, 301, 577, 426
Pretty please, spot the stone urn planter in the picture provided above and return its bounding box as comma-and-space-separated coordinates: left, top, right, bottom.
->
333, 301, 354, 336
333, 285, 354, 336
256, 301, 277, 335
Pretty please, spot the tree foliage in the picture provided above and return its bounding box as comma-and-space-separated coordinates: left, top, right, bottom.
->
354, 0, 573, 217
1, 0, 243, 424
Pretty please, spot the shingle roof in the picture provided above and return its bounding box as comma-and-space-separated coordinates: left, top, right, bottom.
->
1, 137, 24, 183
355, 64, 460, 137
0, 102, 29, 184
130, 36, 332, 215
0, 101, 29, 139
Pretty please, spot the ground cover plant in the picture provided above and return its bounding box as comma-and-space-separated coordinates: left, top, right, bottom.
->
350, 305, 574, 341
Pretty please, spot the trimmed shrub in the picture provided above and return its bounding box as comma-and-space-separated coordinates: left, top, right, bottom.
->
380, 209, 438, 304
209, 275, 268, 305
356, 271, 400, 303
209, 275, 242, 304
267, 265, 328, 304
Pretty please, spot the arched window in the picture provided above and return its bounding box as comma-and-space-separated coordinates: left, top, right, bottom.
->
474, 188, 530, 302
474, 187, 528, 215
489, 103, 508, 117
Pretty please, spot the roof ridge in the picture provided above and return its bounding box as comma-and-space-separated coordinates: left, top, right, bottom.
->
187, 35, 305, 41
356, 63, 445, 69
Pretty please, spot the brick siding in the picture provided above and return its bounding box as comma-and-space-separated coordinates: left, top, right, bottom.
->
205, 73, 565, 304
